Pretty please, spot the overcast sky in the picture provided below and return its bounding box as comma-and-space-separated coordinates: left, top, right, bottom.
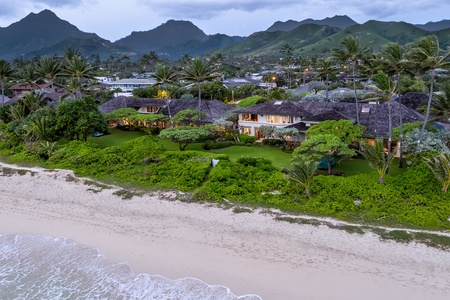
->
1, 0, 449, 42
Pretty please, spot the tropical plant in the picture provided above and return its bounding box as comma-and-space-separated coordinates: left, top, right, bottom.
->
423, 152, 450, 192
182, 57, 218, 121
370, 70, 397, 155
158, 126, 210, 151
172, 109, 206, 126
62, 55, 95, 97
35, 57, 61, 88
292, 134, 356, 175
315, 57, 337, 100
333, 36, 370, 125
358, 139, 396, 184
377, 43, 411, 168
152, 64, 175, 127
280, 43, 294, 88
0, 59, 14, 106
408, 35, 450, 145
287, 158, 318, 198
306, 119, 365, 145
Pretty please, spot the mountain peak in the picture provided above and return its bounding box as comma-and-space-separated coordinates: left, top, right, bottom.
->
266, 15, 358, 32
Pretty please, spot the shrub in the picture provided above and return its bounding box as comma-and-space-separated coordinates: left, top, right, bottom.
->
239, 134, 257, 144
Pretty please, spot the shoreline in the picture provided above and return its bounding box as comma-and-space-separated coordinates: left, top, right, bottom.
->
1, 163, 450, 299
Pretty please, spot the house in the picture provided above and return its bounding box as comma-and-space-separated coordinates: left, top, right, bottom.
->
99, 97, 234, 125
236, 100, 317, 141
106, 78, 156, 93
236, 99, 425, 142
9, 82, 65, 97
98, 96, 167, 115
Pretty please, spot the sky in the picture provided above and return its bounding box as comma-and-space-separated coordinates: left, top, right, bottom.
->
0, 0, 449, 42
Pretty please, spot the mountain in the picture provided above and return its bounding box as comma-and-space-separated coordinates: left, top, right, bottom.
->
415, 19, 450, 31
222, 24, 340, 57
266, 15, 358, 32
0, 9, 132, 60
113, 20, 209, 55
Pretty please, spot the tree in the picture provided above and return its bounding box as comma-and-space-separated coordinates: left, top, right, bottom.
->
158, 126, 210, 151
333, 36, 370, 125
152, 64, 175, 127
315, 57, 337, 100
292, 134, 356, 175
36, 57, 61, 88
172, 109, 206, 126
423, 152, 450, 192
286, 158, 318, 198
280, 43, 294, 88
0, 59, 14, 106
55, 96, 107, 141
424, 82, 450, 123
408, 35, 450, 145
17, 63, 39, 89
370, 70, 397, 156
306, 119, 365, 145
377, 43, 410, 168
182, 57, 218, 121
358, 139, 396, 184
62, 55, 95, 97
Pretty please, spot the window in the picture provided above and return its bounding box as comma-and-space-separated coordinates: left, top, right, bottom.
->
241, 127, 252, 135
266, 115, 292, 124
242, 114, 258, 122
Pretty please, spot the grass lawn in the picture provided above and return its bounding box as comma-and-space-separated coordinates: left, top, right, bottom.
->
87, 129, 407, 175
87, 128, 146, 148
209, 144, 293, 169
318, 157, 406, 176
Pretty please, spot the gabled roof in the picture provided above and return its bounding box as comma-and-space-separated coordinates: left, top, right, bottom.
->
98, 97, 234, 124
159, 99, 234, 123
235, 100, 314, 118
98, 97, 167, 114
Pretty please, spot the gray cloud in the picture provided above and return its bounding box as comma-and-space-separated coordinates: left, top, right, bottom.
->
0, 3, 17, 17
140, 0, 299, 19
33, 0, 84, 7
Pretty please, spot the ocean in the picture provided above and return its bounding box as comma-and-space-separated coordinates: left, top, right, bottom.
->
0, 234, 262, 300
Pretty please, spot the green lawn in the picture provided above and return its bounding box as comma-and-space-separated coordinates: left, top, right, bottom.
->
209, 144, 293, 169
87, 129, 406, 175
87, 128, 146, 148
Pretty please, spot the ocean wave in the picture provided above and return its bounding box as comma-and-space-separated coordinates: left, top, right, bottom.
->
0, 234, 262, 300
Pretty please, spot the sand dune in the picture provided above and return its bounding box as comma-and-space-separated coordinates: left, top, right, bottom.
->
0, 162, 449, 299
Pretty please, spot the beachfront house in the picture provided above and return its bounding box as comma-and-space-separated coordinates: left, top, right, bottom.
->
236, 99, 426, 143
236, 100, 318, 141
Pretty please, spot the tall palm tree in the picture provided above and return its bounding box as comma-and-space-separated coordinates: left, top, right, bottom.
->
426, 82, 450, 123
371, 70, 397, 157
0, 59, 14, 106
408, 35, 450, 145
147, 51, 159, 72
378, 43, 411, 167
333, 36, 370, 125
62, 55, 95, 98
182, 57, 217, 121
280, 43, 294, 88
36, 57, 61, 89
152, 64, 175, 127
315, 57, 336, 101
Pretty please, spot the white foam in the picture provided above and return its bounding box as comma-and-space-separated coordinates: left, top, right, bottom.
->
0, 234, 262, 300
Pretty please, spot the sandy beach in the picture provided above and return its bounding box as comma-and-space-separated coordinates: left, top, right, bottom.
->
1, 162, 449, 300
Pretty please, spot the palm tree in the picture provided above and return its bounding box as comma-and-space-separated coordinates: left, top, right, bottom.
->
0, 59, 14, 106
182, 57, 218, 121
426, 82, 450, 123
371, 71, 397, 157
62, 55, 95, 97
36, 57, 61, 89
287, 159, 317, 198
152, 64, 175, 127
280, 43, 294, 88
147, 51, 159, 72
423, 152, 450, 192
359, 139, 396, 184
408, 35, 450, 145
378, 43, 411, 168
333, 36, 369, 125
17, 63, 39, 89
315, 57, 336, 101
